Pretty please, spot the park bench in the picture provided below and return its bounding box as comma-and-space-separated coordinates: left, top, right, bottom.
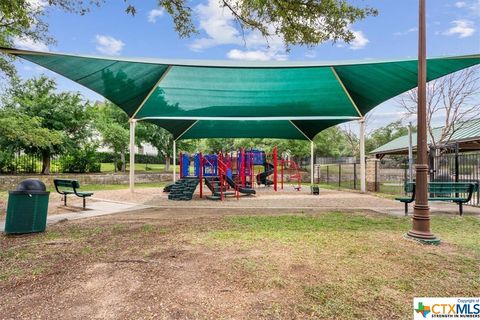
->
396, 182, 477, 216
53, 179, 94, 209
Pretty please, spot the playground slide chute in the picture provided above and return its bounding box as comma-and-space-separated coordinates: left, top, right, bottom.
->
256, 162, 274, 186
225, 175, 256, 195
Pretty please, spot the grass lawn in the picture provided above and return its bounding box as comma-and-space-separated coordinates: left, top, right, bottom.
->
100, 163, 179, 172
0, 211, 478, 319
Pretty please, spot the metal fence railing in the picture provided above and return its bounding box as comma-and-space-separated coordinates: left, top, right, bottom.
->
0, 152, 62, 174
0, 150, 166, 175
313, 152, 480, 206
376, 158, 408, 196
314, 163, 360, 190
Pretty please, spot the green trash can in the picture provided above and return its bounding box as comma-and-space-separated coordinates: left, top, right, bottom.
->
4, 179, 50, 234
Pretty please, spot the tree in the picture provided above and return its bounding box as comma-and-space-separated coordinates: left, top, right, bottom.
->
0, 109, 64, 172
1, 1, 377, 77
205, 138, 236, 153
0, 0, 104, 78
313, 126, 352, 157
92, 101, 130, 172
158, 0, 377, 48
1, 75, 91, 173
138, 122, 197, 171
398, 66, 480, 149
365, 120, 412, 153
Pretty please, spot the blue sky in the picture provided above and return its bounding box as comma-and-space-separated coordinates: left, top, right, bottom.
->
14, 0, 480, 131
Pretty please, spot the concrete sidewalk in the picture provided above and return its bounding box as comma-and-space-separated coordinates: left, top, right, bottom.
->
0, 199, 151, 232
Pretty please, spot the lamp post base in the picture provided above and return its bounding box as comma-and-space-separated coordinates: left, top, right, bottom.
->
404, 232, 440, 245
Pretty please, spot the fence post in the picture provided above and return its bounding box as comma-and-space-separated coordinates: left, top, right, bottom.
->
353, 163, 357, 190
429, 146, 435, 182
338, 164, 342, 188
326, 165, 329, 185
455, 142, 459, 183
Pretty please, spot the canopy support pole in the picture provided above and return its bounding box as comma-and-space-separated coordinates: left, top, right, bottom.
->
359, 118, 366, 193
129, 119, 136, 193
173, 140, 176, 183
310, 141, 314, 185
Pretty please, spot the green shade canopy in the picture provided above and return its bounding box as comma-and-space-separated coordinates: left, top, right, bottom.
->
2, 47, 479, 141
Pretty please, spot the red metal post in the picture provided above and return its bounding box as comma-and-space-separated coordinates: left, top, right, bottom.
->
241, 148, 245, 187
273, 147, 278, 192
250, 152, 254, 189
220, 171, 224, 201
281, 159, 284, 190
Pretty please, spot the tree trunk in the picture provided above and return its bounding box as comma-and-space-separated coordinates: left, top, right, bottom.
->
120, 151, 126, 172
165, 156, 170, 172
41, 150, 51, 175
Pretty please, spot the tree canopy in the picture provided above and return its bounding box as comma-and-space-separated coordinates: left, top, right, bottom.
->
1, 75, 91, 173
158, 0, 378, 48
365, 120, 413, 153
0, 1, 377, 77
0, 0, 104, 77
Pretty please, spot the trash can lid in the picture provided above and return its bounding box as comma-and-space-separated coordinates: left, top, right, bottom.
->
16, 179, 47, 192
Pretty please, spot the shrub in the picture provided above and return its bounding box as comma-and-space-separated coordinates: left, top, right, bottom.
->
60, 145, 101, 173
96, 151, 162, 164
0, 150, 15, 173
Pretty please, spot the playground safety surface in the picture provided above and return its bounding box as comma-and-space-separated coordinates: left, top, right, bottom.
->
78, 186, 480, 216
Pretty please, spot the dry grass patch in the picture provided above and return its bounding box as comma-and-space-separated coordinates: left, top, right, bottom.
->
0, 211, 478, 319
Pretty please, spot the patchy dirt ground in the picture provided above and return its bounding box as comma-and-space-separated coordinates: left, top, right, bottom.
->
1, 209, 479, 319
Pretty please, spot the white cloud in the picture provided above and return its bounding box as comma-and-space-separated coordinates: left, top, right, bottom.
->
454, 0, 480, 16
349, 30, 369, 50
95, 35, 125, 55
393, 27, 418, 36
305, 50, 316, 59
190, 0, 288, 61
227, 49, 287, 61
443, 20, 476, 38
469, 0, 480, 15
190, 0, 241, 51
27, 0, 48, 10
148, 8, 164, 23
13, 37, 48, 51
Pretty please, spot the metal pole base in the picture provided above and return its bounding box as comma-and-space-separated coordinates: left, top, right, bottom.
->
404, 233, 440, 245
406, 204, 440, 244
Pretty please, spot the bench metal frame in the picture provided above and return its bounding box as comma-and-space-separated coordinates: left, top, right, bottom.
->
53, 179, 93, 209
396, 182, 477, 216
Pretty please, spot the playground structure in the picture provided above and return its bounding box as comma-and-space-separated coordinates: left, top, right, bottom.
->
167, 147, 302, 201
